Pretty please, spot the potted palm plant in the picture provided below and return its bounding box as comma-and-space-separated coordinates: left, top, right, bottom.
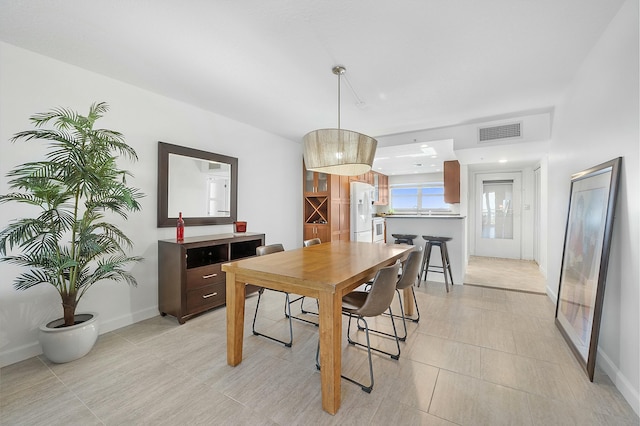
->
0, 102, 144, 363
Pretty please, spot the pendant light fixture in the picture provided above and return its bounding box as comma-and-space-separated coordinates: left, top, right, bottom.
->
303, 66, 377, 176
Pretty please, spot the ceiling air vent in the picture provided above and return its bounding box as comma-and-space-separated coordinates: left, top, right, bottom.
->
478, 122, 521, 143
200, 161, 223, 172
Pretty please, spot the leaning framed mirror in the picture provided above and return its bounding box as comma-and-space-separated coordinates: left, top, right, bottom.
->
157, 141, 238, 227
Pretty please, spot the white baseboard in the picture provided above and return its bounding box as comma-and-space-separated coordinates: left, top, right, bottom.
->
543, 287, 638, 416
0, 307, 159, 368
98, 307, 159, 334
0, 342, 42, 368
546, 285, 557, 302
538, 264, 547, 279
543, 288, 639, 417
597, 348, 640, 417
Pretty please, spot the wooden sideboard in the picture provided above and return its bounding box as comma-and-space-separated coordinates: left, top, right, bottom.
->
158, 232, 265, 323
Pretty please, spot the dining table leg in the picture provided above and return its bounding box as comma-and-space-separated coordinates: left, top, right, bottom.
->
403, 287, 415, 317
226, 272, 245, 366
318, 290, 342, 415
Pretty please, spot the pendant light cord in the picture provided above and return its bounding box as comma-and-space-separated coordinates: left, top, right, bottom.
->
333, 65, 346, 130
337, 71, 341, 130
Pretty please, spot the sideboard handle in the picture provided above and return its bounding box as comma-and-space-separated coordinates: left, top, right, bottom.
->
202, 292, 218, 299
202, 273, 218, 279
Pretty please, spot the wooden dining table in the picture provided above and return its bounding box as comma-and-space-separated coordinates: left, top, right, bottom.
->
222, 240, 414, 415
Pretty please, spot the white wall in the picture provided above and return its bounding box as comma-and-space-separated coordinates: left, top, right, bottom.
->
538, 156, 549, 279
0, 42, 302, 366
547, 0, 639, 414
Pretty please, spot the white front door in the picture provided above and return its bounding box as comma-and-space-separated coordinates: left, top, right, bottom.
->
475, 172, 522, 259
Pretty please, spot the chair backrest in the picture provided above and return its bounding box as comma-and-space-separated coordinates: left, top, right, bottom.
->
355, 262, 401, 318
396, 248, 423, 290
303, 238, 321, 247
256, 244, 285, 256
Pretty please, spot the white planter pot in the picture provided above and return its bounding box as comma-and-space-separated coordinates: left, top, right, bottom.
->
38, 312, 99, 363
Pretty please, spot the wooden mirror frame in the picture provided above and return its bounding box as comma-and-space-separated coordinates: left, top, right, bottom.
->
157, 141, 238, 227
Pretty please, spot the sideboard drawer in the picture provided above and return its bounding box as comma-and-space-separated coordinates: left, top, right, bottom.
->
186, 263, 224, 290
158, 233, 265, 324
186, 282, 226, 312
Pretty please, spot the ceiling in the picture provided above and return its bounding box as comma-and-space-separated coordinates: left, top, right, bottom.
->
373, 139, 455, 176
0, 0, 624, 173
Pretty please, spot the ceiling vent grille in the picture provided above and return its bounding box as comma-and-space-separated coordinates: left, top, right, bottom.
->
478, 122, 521, 143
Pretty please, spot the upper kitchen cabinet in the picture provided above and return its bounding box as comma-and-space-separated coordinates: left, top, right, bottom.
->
350, 171, 374, 185
376, 173, 389, 205
304, 167, 329, 194
349, 171, 389, 205
444, 160, 460, 204
372, 172, 389, 205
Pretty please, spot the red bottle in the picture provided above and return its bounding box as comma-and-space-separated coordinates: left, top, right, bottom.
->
176, 212, 185, 242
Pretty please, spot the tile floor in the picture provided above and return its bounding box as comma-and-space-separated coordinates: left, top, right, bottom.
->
1, 272, 638, 425
464, 256, 547, 294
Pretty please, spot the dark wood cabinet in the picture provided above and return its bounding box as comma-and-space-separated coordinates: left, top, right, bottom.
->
349, 171, 374, 185
330, 175, 351, 241
303, 163, 350, 243
158, 232, 265, 323
303, 193, 330, 241
302, 165, 387, 242
304, 169, 329, 193
372, 172, 389, 205
350, 171, 388, 205
303, 223, 331, 242
380, 174, 389, 205
302, 167, 388, 242
444, 160, 460, 204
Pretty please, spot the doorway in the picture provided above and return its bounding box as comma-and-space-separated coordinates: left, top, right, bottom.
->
474, 172, 522, 259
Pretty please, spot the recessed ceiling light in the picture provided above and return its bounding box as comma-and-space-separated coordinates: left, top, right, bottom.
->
499, 159, 508, 163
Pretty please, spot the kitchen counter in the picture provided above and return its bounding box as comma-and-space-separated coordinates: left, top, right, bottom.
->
385, 215, 467, 285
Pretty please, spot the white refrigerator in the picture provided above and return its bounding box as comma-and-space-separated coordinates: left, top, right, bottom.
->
350, 181, 374, 242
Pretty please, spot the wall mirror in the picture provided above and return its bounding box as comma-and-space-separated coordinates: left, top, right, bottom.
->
158, 141, 238, 227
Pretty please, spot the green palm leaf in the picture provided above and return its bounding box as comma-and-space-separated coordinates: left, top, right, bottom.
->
0, 103, 144, 326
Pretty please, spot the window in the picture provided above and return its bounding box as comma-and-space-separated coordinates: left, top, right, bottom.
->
390, 183, 450, 214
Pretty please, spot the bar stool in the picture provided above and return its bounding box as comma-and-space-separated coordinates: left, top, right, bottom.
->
419, 236, 454, 292
391, 234, 418, 245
